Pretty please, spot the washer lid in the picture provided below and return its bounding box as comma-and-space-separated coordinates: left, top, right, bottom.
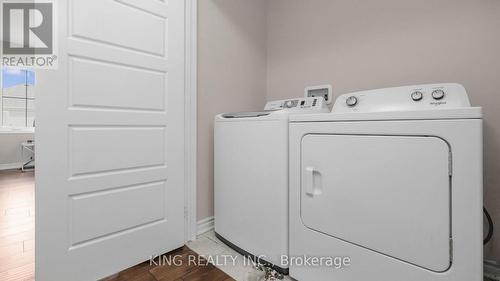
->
221, 110, 278, 118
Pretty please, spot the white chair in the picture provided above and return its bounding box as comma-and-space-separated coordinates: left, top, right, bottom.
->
21, 141, 35, 171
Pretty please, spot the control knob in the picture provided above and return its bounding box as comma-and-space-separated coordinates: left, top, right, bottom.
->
346, 96, 358, 107
411, 91, 423, 101
432, 89, 445, 100
284, 100, 295, 108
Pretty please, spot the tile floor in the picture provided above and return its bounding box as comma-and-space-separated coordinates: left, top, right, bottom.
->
188, 231, 497, 281
187, 231, 295, 281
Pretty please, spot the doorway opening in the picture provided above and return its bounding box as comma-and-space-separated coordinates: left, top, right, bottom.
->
0, 68, 36, 280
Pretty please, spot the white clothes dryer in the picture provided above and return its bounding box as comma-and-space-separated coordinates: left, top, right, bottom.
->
288, 84, 483, 281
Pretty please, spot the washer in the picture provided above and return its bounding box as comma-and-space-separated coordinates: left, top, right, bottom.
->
288, 84, 483, 281
214, 97, 329, 274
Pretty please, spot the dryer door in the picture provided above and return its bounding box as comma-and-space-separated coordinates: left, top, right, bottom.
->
301, 134, 451, 272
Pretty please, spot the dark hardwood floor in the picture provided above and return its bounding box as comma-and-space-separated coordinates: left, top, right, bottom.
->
104, 246, 234, 281
0, 169, 35, 281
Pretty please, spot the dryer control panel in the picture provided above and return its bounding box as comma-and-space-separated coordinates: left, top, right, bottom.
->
333, 83, 471, 113
265, 97, 329, 113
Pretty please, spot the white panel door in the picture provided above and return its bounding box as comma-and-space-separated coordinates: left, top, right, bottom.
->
301, 134, 451, 272
35, 1, 186, 280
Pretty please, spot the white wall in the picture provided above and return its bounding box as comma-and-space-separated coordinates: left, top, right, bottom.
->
266, 0, 500, 261
197, 0, 268, 220
197, 0, 500, 261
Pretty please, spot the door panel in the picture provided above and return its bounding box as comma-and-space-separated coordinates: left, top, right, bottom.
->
71, 0, 167, 56
69, 181, 166, 245
36, 0, 185, 280
301, 134, 451, 272
69, 57, 167, 111
69, 126, 166, 176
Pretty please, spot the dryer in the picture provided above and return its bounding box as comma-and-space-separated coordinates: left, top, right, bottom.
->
288, 84, 483, 281
214, 97, 329, 274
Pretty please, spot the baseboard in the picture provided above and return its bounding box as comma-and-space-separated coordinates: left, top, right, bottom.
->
0, 163, 22, 171
197, 216, 214, 236
485, 261, 500, 280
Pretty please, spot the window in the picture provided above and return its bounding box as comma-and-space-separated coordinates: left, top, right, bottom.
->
1, 68, 36, 128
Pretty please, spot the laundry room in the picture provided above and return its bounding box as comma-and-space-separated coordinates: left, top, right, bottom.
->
0, 0, 499, 281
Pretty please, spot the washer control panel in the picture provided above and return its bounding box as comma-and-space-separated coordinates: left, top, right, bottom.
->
333, 83, 471, 113
264, 97, 329, 113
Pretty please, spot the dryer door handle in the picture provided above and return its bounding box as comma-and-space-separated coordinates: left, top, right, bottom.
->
305, 166, 322, 196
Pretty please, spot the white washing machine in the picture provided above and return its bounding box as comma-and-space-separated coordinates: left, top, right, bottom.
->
214, 97, 329, 274
288, 84, 483, 281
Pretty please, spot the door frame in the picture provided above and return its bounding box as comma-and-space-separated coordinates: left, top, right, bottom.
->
184, 0, 198, 242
